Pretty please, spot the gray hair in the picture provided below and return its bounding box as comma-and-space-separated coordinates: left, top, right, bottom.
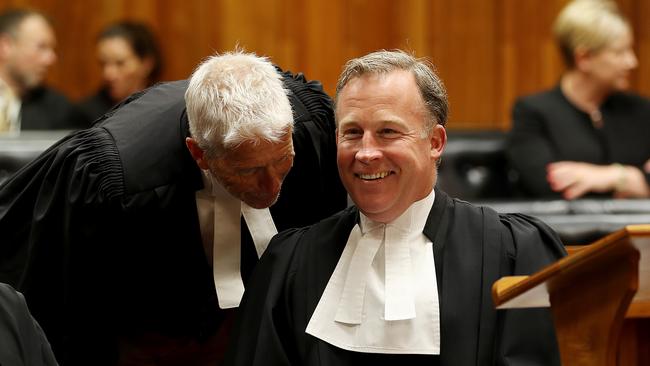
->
185, 50, 293, 157
335, 49, 448, 132
553, 0, 630, 68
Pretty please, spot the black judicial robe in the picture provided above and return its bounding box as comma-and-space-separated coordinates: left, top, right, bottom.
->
0, 283, 58, 366
225, 189, 566, 366
0, 71, 347, 364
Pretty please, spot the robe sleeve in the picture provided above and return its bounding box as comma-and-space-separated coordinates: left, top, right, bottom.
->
224, 228, 307, 366
0, 128, 124, 359
495, 213, 567, 366
0, 283, 59, 366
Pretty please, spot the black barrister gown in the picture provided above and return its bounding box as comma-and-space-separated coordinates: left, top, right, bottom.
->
0, 283, 58, 366
0, 70, 347, 365
225, 189, 566, 366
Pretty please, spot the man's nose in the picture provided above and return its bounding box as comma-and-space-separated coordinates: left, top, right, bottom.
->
43, 49, 56, 67
627, 50, 639, 70
259, 168, 283, 196
355, 133, 382, 163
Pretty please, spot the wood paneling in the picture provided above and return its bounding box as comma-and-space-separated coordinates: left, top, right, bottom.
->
1, 0, 649, 130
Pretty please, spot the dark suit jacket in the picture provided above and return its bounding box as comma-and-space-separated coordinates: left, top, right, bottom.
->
508, 85, 650, 197
21, 86, 84, 130
225, 189, 566, 366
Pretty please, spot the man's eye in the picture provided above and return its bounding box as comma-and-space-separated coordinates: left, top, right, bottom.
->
379, 128, 401, 138
341, 129, 362, 138
238, 167, 258, 176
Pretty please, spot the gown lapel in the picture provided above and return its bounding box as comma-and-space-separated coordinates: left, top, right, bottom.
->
424, 189, 486, 365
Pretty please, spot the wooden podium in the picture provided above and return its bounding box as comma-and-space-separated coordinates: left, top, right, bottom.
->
492, 225, 650, 366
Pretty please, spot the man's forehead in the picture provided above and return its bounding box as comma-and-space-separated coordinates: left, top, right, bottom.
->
223, 136, 294, 164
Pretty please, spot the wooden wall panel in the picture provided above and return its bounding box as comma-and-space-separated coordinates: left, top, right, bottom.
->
0, 0, 648, 130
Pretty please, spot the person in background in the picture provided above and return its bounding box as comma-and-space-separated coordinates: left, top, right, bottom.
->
0, 50, 346, 365
78, 20, 162, 124
507, 0, 650, 200
0, 282, 58, 366
0, 8, 82, 132
224, 49, 565, 366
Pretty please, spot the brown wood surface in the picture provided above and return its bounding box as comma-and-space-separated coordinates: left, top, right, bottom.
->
494, 225, 650, 366
0, 0, 649, 130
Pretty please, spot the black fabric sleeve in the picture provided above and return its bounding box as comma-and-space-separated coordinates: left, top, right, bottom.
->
0, 283, 59, 366
0, 128, 124, 362
507, 98, 560, 198
495, 213, 566, 366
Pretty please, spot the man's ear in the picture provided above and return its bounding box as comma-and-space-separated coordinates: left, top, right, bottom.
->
185, 137, 209, 170
430, 124, 446, 161
0, 34, 14, 59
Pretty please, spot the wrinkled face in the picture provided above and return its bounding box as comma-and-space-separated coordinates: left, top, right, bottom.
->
5, 15, 57, 92
98, 37, 152, 102
583, 29, 638, 92
336, 70, 445, 223
203, 133, 295, 209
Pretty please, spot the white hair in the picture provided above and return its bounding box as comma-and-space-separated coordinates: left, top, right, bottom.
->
185, 50, 293, 157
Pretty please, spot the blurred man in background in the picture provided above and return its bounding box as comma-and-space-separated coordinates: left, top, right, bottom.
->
0, 9, 82, 132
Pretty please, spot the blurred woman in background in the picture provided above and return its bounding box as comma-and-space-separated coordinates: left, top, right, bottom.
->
78, 21, 162, 124
507, 0, 650, 200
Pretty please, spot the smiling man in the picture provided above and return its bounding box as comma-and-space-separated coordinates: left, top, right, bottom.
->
225, 50, 567, 366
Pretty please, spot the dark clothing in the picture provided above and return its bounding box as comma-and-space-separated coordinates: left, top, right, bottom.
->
21, 86, 84, 130
77, 87, 115, 126
0, 283, 58, 366
0, 72, 347, 365
225, 189, 566, 366
507, 85, 650, 198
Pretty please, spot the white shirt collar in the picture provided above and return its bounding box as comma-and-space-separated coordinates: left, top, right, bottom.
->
359, 188, 434, 235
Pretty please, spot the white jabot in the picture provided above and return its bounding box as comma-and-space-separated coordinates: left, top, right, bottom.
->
195, 170, 278, 309
306, 189, 440, 355
241, 202, 277, 257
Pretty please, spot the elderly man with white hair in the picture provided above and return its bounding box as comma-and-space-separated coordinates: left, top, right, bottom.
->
0, 51, 346, 365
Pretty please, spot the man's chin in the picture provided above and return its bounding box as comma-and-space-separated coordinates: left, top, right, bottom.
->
244, 196, 279, 209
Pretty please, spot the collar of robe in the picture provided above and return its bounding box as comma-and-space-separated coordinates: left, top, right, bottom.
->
306, 189, 440, 354
335, 192, 434, 323
203, 170, 278, 309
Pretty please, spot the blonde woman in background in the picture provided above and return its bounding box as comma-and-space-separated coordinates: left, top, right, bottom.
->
507, 0, 650, 200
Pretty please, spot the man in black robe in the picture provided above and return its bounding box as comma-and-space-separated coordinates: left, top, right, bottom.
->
0, 51, 346, 364
225, 50, 566, 365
